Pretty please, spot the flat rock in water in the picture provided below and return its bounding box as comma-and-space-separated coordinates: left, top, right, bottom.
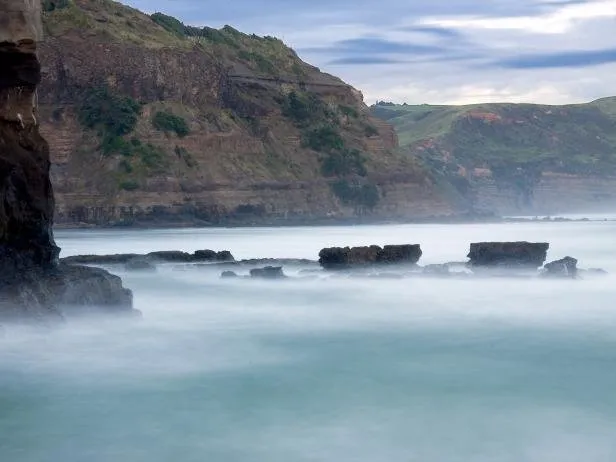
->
319, 244, 422, 270
467, 242, 549, 269
250, 266, 286, 280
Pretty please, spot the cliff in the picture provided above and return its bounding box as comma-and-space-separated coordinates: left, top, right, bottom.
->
371, 101, 616, 215
0, 0, 58, 273
0, 0, 133, 322
38, 0, 455, 226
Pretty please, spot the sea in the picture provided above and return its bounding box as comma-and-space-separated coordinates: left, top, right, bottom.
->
1, 219, 616, 462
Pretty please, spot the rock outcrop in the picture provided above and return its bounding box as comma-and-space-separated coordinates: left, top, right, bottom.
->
467, 242, 549, 269
61, 249, 235, 265
543, 257, 578, 278
319, 244, 422, 270
0, 0, 134, 322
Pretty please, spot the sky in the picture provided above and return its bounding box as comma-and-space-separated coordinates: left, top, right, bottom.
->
125, 0, 616, 105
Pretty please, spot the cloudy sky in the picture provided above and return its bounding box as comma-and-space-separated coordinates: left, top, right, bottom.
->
125, 0, 616, 105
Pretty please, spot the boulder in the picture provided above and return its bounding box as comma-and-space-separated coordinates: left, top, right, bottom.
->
221, 271, 239, 279
543, 257, 578, 278
250, 266, 286, 280
319, 244, 422, 270
467, 242, 549, 269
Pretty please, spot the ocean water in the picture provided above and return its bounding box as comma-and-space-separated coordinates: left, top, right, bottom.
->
1, 221, 616, 462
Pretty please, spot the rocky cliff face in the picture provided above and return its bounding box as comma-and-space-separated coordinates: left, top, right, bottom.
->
37, 0, 455, 226
0, 0, 58, 272
372, 102, 616, 215
0, 0, 133, 322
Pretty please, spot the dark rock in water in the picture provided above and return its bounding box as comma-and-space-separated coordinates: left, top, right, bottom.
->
221, 271, 239, 279
51, 264, 134, 312
543, 257, 578, 278
423, 264, 450, 275
62, 249, 235, 265
250, 266, 286, 279
125, 258, 157, 272
319, 244, 422, 269
379, 245, 423, 264
467, 242, 549, 269
0, 263, 136, 322
62, 254, 140, 265
214, 251, 235, 262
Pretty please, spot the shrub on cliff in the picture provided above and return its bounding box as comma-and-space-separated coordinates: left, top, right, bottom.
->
152, 111, 190, 138
79, 87, 141, 137
43, 0, 70, 12
321, 148, 367, 177
331, 180, 380, 209
303, 126, 345, 152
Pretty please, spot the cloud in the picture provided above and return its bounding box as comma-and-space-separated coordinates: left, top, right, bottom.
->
497, 48, 616, 69
122, 0, 616, 105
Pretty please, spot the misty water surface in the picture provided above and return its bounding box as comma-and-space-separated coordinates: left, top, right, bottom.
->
1, 221, 615, 462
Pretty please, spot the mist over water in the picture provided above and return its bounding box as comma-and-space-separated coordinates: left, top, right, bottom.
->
2, 222, 616, 462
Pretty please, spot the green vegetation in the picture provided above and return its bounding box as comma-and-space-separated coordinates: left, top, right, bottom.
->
303, 126, 344, 152
79, 87, 141, 137
371, 100, 616, 176
320, 148, 367, 177
281, 91, 332, 127
119, 180, 140, 191
43, 0, 70, 12
152, 111, 190, 137
331, 180, 380, 209
363, 124, 379, 137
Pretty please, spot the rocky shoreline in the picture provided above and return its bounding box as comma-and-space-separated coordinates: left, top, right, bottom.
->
63, 242, 607, 282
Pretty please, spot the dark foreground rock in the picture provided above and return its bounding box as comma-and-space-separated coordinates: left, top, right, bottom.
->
62, 250, 235, 265
0, 3, 135, 322
250, 266, 286, 280
543, 257, 578, 278
0, 263, 135, 322
468, 242, 549, 269
319, 245, 422, 270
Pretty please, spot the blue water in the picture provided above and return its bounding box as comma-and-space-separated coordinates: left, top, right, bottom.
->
1, 221, 616, 462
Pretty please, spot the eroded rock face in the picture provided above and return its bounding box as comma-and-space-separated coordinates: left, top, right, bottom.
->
467, 242, 549, 269
0, 1, 134, 321
319, 244, 422, 270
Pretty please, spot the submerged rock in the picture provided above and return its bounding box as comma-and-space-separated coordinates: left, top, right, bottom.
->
467, 242, 549, 269
221, 271, 239, 279
250, 266, 286, 280
319, 244, 422, 270
543, 257, 578, 278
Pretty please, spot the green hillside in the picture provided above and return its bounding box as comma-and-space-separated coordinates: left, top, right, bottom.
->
371, 99, 616, 176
